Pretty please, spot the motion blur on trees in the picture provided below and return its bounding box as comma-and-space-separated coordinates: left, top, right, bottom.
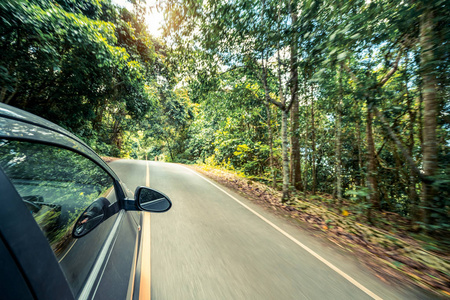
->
0, 0, 188, 158
161, 0, 450, 238
1, 0, 448, 237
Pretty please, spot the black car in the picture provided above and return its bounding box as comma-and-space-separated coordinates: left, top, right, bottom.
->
0, 103, 171, 299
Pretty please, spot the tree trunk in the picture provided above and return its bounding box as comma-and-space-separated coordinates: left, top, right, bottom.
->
418, 87, 424, 148
405, 58, 420, 223
311, 89, 317, 195
304, 100, 309, 192
356, 119, 364, 187
420, 7, 439, 227
265, 99, 276, 188
274, 8, 291, 202
366, 104, 380, 215
93, 105, 105, 132
281, 99, 290, 202
336, 69, 343, 204
290, 103, 303, 190
289, 11, 302, 191
112, 116, 122, 150
258, 5, 276, 189
165, 137, 175, 162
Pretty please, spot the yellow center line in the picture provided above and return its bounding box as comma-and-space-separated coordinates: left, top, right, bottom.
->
58, 239, 77, 263
139, 159, 151, 300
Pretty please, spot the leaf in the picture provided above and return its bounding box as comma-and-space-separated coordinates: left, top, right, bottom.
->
330, 32, 336, 41
337, 52, 347, 61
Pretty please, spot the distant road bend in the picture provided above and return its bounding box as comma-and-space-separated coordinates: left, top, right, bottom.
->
109, 160, 433, 300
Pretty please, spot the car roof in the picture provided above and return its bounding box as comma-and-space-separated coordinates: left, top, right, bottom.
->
0, 103, 119, 181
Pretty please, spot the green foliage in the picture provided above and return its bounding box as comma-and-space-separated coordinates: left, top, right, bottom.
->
161, 0, 449, 234
1, 0, 448, 235
0, 0, 177, 158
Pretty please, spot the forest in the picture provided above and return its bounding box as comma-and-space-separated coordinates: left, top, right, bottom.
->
1, 0, 449, 259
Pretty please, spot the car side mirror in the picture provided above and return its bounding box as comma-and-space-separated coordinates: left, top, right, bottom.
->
135, 186, 172, 212
73, 197, 110, 238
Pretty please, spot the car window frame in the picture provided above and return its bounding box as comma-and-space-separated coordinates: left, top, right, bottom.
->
0, 137, 132, 299
0, 165, 75, 300
0, 114, 133, 299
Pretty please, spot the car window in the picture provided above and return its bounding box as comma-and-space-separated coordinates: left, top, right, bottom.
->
0, 139, 118, 296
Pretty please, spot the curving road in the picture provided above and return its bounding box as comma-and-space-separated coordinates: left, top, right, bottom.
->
109, 160, 433, 300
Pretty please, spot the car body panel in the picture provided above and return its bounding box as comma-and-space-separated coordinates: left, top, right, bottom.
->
0, 103, 150, 299
93, 212, 141, 299
0, 231, 35, 300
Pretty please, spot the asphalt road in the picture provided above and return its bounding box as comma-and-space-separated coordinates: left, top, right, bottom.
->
110, 160, 433, 300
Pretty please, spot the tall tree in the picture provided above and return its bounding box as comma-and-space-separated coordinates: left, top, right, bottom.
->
419, 5, 438, 227
289, 1, 303, 191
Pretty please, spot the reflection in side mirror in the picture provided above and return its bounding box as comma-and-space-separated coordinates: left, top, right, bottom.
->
73, 197, 110, 238
136, 187, 172, 212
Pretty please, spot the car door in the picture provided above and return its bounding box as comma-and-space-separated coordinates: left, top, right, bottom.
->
0, 138, 139, 299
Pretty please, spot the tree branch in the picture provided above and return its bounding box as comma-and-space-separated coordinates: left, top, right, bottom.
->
340, 62, 358, 84
260, 62, 284, 110
341, 47, 403, 89
341, 49, 431, 183
377, 48, 403, 88
218, 65, 246, 76
372, 107, 432, 184
263, 78, 284, 109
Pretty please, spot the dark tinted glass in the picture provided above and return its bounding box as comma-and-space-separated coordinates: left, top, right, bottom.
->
0, 139, 117, 296
138, 188, 171, 212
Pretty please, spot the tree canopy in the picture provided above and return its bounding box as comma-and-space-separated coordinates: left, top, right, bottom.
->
1, 0, 449, 235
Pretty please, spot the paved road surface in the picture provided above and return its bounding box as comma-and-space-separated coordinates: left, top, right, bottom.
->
110, 160, 433, 300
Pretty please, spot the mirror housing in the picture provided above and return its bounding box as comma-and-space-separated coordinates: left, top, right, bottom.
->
135, 186, 172, 212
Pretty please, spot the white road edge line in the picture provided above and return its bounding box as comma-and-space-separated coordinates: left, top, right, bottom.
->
182, 166, 383, 300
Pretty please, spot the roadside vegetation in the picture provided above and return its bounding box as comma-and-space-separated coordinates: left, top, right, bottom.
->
1, 0, 448, 295
1, 0, 188, 157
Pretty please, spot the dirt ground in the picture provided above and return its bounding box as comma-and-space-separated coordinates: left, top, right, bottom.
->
101, 156, 121, 163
